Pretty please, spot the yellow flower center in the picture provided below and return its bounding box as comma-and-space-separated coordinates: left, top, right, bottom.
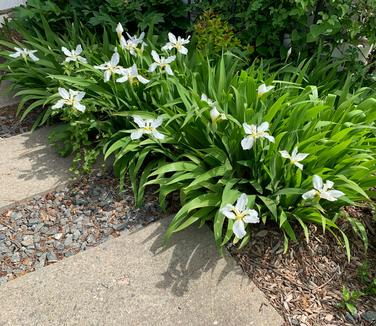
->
233, 208, 245, 221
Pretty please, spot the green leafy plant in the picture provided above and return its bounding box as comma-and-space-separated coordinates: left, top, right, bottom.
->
7, 0, 190, 37
339, 286, 364, 315
193, 0, 376, 58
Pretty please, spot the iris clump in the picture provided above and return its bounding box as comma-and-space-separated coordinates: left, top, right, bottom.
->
1, 20, 375, 257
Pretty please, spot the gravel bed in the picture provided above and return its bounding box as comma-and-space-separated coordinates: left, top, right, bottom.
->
229, 206, 376, 326
0, 104, 39, 138
0, 171, 166, 285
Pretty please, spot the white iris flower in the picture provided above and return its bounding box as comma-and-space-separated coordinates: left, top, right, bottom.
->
161, 32, 190, 55
116, 64, 149, 84
148, 50, 175, 76
52, 87, 86, 112
279, 147, 309, 170
241, 122, 275, 150
94, 52, 123, 82
201, 93, 215, 106
220, 193, 259, 239
258, 84, 274, 96
131, 116, 164, 140
302, 175, 345, 202
116, 23, 124, 40
201, 94, 226, 127
120, 32, 146, 56
61, 44, 87, 64
9, 47, 39, 62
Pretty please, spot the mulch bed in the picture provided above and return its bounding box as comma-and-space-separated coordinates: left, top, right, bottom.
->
0, 104, 39, 138
0, 171, 169, 285
229, 206, 376, 326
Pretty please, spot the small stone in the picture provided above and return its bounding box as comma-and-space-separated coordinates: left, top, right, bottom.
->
28, 218, 39, 225
291, 318, 300, 326
63, 209, 71, 218
10, 252, 21, 263
73, 216, 83, 223
345, 312, 356, 324
75, 198, 86, 205
35, 253, 47, 269
54, 241, 64, 251
64, 234, 73, 247
54, 233, 63, 240
44, 227, 59, 235
362, 311, 376, 322
0, 233, 5, 241
72, 230, 81, 240
21, 235, 34, 247
46, 252, 58, 263
34, 224, 44, 232
112, 223, 127, 231
11, 212, 22, 220
0, 276, 7, 285
87, 234, 95, 244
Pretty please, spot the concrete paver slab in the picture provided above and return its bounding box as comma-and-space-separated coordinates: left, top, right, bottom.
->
0, 219, 283, 326
0, 0, 26, 10
0, 128, 71, 212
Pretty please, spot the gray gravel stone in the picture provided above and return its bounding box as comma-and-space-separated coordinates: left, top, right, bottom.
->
21, 235, 34, 247
64, 234, 73, 247
54, 242, 64, 251
10, 252, 21, 263
362, 311, 376, 322
46, 252, 58, 263
113, 223, 127, 231
35, 253, 47, 269
11, 212, 22, 220
72, 230, 81, 240
28, 218, 40, 225
54, 233, 63, 240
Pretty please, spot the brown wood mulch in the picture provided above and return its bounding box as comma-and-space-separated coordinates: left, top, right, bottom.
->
229, 205, 376, 326
0, 104, 40, 138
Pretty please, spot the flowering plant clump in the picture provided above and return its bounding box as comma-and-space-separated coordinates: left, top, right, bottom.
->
0, 19, 375, 256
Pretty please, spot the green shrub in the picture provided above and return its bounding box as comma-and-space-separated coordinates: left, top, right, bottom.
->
193, 0, 376, 58
7, 0, 190, 37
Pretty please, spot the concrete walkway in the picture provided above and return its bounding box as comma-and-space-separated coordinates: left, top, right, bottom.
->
0, 128, 71, 212
0, 218, 283, 326
0, 112, 283, 325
